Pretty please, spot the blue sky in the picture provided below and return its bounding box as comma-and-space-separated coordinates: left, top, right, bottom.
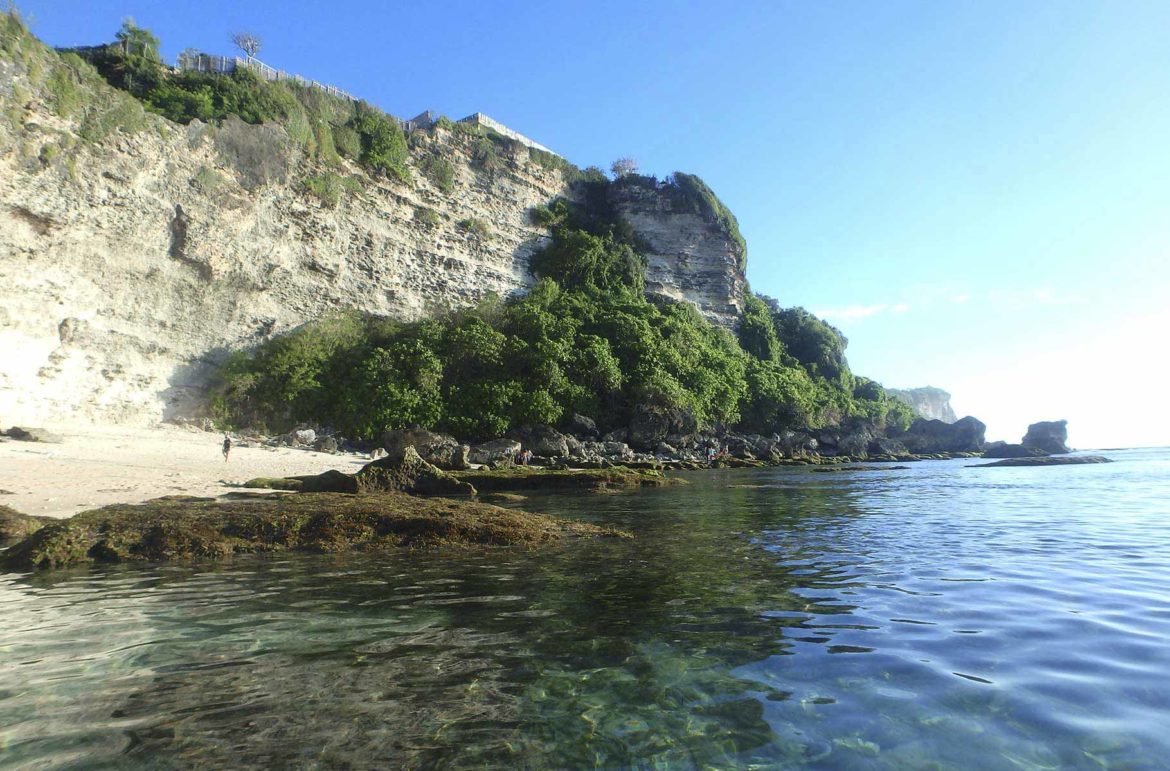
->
20, 0, 1170, 447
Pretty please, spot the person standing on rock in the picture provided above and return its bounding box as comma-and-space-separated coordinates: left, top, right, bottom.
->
222, 435, 232, 462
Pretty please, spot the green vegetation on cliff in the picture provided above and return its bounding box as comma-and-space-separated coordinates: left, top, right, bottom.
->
210, 173, 912, 440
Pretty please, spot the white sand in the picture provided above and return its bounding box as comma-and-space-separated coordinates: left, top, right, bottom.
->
0, 425, 369, 519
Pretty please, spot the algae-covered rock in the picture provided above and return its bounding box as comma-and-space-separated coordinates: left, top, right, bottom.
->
0, 492, 630, 572
0, 505, 57, 543
244, 448, 475, 497
453, 466, 682, 493
356, 447, 475, 495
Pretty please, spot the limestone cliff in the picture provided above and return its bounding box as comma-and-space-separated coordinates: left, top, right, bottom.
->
888, 387, 958, 423
0, 30, 747, 425
609, 176, 746, 327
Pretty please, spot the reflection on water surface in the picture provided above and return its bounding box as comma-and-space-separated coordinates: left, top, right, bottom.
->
2, 448, 1169, 769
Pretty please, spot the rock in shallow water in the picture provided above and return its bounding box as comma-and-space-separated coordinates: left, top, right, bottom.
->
0, 493, 630, 572
969, 455, 1112, 468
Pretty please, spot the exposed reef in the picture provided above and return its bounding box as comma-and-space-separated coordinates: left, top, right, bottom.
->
0, 493, 629, 572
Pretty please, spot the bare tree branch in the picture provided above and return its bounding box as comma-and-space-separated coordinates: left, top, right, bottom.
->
231, 31, 262, 60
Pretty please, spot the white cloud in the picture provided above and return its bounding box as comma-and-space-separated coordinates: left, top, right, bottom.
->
892, 303, 910, 313
950, 293, 970, 304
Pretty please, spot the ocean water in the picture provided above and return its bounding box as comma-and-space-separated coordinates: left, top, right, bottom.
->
2, 448, 1169, 769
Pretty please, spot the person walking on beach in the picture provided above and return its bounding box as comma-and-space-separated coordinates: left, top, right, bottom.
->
222, 435, 232, 462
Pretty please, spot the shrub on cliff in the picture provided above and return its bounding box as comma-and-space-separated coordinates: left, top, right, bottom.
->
208, 162, 904, 441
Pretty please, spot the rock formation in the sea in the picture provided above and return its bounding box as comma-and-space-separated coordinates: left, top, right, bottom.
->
897, 416, 986, 454
887, 387, 958, 423
970, 455, 1110, 468
1021, 420, 1071, 454
982, 443, 1048, 459
0, 25, 746, 426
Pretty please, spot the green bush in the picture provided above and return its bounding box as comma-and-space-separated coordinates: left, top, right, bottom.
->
349, 102, 410, 183
209, 142, 906, 441
457, 218, 491, 240
414, 206, 441, 228
419, 153, 456, 193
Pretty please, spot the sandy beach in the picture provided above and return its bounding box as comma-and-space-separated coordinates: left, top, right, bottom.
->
0, 424, 369, 519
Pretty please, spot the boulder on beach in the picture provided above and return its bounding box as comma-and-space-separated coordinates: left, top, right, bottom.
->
468, 439, 522, 466
1022, 420, 1071, 454
505, 425, 570, 458
5, 426, 64, 443
627, 404, 697, 450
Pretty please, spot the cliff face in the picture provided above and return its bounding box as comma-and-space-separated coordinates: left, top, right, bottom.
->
609, 179, 746, 327
888, 387, 958, 423
0, 39, 747, 426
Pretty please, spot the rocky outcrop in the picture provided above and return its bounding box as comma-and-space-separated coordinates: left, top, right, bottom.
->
468, 438, 522, 466
627, 404, 697, 450
609, 177, 746, 327
0, 36, 751, 427
264, 446, 476, 496
898, 416, 986, 454
505, 425, 570, 458
381, 428, 470, 470
888, 387, 957, 423
1022, 420, 1070, 454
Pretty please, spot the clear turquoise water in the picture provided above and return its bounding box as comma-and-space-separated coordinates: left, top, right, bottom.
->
2, 448, 1169, 769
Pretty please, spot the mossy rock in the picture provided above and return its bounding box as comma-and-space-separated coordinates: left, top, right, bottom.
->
243, 447, 474, 497
0, 505, 56, 543
0, 492, 630, 572
452, 466, 682, 493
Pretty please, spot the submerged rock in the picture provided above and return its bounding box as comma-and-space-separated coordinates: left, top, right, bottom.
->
983, 443, 1048, 459
1022, 420, 1071, 454
969, 455, 1112, 468
0, 493, 630, 572
452, 466, 683, 493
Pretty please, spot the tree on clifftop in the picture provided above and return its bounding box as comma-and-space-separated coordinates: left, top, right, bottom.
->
611, 157, 638, 178
232, 31, 262, 60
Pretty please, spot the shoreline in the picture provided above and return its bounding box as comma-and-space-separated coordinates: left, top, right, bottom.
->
0, 424, 368, 519
1, 423, 987, 522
